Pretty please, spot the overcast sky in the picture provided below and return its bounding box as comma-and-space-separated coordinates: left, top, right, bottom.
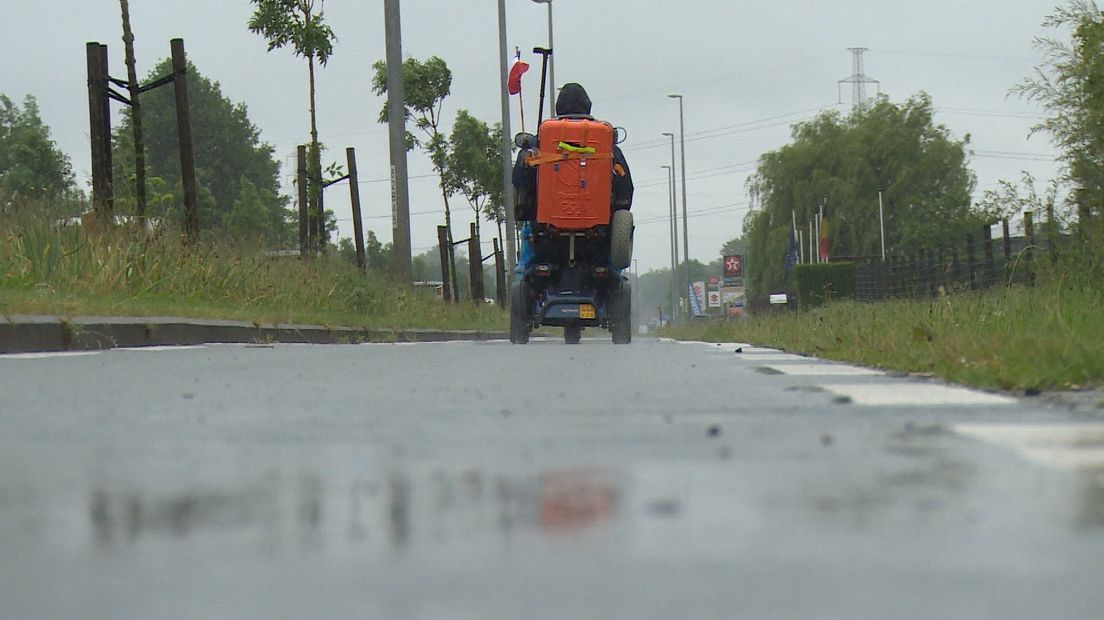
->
3, 0, 1066, 272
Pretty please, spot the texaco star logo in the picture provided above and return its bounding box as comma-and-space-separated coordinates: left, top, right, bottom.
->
725, 256, 741, 273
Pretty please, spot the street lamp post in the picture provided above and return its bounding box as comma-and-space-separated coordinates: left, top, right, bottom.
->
661, 163, 676, 322
632, 258, 639, 333
497, 0, 517, 279
668, 94, 690, 319
532, 0, 555, 117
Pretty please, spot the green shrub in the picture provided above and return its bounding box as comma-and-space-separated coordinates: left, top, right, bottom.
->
794, 262, 855, 309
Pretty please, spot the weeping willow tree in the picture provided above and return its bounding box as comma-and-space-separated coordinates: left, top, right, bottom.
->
743, 94, 978, 295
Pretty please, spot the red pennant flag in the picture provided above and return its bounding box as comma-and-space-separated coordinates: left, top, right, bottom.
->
508, 55, 529, 95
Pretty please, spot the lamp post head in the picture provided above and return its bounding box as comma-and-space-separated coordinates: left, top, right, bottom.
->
667, 93, 682, 100
662, 132, 674, 137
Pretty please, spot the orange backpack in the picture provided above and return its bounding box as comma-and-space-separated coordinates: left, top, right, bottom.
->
530, 118, 615, 231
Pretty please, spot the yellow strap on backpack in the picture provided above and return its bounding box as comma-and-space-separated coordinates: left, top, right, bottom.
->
557, 141, 596, 154
525, 144, 613, 167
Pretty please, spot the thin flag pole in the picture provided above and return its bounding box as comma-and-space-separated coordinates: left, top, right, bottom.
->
878, 189, 886, 261
514, 48, 526, 134
815, 214, 821, 264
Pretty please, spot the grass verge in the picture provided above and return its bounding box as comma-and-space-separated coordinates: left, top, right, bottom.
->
1, 208, 505, 333
663, 266, 1103, 392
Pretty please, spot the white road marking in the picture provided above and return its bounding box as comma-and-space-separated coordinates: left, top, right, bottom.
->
954, 424, 1104, 470
0, 351, 103, 360
822, 383, 1017, 406
113, 345, 208, 352
764, 363, 884, 376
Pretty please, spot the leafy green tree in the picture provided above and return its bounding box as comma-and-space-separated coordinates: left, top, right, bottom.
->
248, 0, 336, 248
1014, 0, 1104, 234
112, 59, 291, 242
743, 94, 977, 295
371, 56, 459, 292
0, 94, 76, 205
720, 237, 747, 258
446, 110, 503, 242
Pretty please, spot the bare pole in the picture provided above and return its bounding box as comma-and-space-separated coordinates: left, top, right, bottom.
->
662, 164, 675, 321
878, 189, 886, 261
669, 94, 690, 319
346, 147, 366, 272
170, 39, 199, 240
384, 0, 412, 281
546, 1, 555, 117
86, 42, 109, 215
497, 0, 517, 281
99, 45, 114, 213
663, 132, 678, 320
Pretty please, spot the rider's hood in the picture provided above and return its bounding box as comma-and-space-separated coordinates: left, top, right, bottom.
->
556, 83, 592, 116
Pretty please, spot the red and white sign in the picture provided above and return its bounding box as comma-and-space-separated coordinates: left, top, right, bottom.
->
708, 275, 720, 287
707, 290, 722, 308
723, 255, 743, 277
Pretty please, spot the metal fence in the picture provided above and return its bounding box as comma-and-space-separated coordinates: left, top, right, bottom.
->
854, 217, 1050, 301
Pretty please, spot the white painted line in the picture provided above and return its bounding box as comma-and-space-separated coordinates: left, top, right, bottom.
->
823, 383, 1017, 406
765, 363, 884, 376
954, 424, 1104, 470
729, 353, 813, 361
113, 345, 208, 352
0, 351, 103, 360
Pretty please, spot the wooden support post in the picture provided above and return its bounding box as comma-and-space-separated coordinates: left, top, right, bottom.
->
1002, 219, 1012, 284
966, 233, 977, 290
346, 148, 366, 272
297, 146, 308, 256
469, 222, 484, 304
1024, 211, 1036, 287
171, 39, 199, 240
86, 42, 109, 215
951, 247, 961, 288
1046, 201, 1057, 263
494, 238, 506, 307
437, 226, 453, 302
99, 44, 114, 213
983, 224, 995, 288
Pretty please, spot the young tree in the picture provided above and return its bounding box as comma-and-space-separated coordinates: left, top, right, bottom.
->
0, 94, 76, 206
446, 110, 503, 242
371, 56, 458, 292
248, 0, 336, 249
1014, 0, 1104, 235
112, 59, 291, 242
743, 93, 977, 294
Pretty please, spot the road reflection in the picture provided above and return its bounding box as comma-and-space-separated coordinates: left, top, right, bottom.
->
87, 467, 619, 551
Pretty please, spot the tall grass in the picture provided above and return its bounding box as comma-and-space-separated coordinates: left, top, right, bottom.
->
665, 240, 1103, 391
0, 205, 504, 331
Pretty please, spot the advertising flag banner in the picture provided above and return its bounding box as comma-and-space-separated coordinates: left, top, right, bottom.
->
690, 281, 706, 317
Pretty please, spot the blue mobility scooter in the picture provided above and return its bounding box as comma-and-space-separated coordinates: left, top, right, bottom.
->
509, 115, 634, 345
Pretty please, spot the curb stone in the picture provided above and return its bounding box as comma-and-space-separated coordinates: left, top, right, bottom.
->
0, 315, 508, 353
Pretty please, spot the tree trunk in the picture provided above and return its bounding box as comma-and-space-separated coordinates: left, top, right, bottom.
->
308, 53, 322, 254
120, 0, 147, 221
440, 179, 459, 303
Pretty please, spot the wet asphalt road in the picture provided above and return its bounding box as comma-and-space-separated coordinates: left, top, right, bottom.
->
2, 338, 1103, 619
